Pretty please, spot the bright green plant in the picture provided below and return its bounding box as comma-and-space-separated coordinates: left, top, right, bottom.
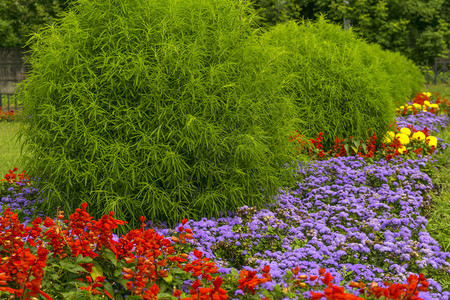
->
365, 44, 424, 106
260, 17, 395, 148
16, 0, 301, 232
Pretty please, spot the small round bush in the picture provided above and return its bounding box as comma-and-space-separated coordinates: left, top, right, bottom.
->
260, 18, 396, 148
17, 0, 300, 231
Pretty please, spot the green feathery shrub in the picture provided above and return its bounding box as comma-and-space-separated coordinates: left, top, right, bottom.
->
260, 17, 396, 148
370, 45, 424, 106
17, 0, 301, 231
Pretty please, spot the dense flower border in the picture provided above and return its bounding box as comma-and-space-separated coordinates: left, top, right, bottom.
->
0, 91, 449, 299
289, 93, 449, 162
0, 203, 431, 299
0, 109, 21, 122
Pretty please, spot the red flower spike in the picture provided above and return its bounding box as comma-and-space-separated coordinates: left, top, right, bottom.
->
193, 249, 203, 259
310, 292, 325, 300
262, 265, 270, 273
173, 289, 182, 297
321, 272, 334, 285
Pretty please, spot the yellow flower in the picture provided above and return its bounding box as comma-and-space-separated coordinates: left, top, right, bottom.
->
399, 127, 411, 136
423, 100, 431, 107
383, 131, 396, 144
396, 133, 410, 145
430, 104, 439, 109
412, 103, 422, 110
400, 106, 405, 110
411, 131, 426, 141
398, 146, 407, 154
422, 92, 431, 97
426, 136, 437, 147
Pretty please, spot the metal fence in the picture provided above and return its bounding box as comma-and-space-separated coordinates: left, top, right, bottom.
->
0, 93, 22, 111
421, 57, 449, 86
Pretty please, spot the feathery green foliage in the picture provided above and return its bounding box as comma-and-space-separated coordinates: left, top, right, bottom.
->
17, 0, 301, 232
260, 18, 396, 148
366, 44, 424, 106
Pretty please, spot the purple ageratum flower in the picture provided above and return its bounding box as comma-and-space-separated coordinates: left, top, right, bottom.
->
3, 103, 448, 299
132, 155, 447, 299
1, 183, 46, 225
396, 111, 449, 133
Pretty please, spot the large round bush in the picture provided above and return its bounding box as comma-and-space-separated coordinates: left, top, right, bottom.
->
17, 0, 300, 230
260, 18, 396, 148
369, 45, 424, 106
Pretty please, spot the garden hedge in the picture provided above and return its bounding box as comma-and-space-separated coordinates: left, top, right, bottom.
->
17, 0, 301, 231
260, 18, 396, 148
368, 45, 424, 106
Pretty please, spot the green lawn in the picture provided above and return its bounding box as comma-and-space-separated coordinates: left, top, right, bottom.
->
0, 121, 26, 176
421, 84, 450, 291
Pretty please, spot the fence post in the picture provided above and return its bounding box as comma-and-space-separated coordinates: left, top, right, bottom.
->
433, 56, 449, 85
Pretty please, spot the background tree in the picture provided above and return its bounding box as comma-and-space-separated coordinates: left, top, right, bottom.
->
1, 0, 446, 66
0, 0, 71, 48
252, 0, 449, 66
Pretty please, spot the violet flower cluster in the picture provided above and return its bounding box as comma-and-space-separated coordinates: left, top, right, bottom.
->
396, 111, 449, 132
153, 156, 449, 299
0, 181, 46, 224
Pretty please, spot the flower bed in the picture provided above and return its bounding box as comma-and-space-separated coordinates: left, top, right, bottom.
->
0, 92, 449, 299
0, 109, 21, 122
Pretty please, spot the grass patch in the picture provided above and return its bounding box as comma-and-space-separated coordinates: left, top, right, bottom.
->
425, 83, 450, 99
423, 84, 450, 291
0, 121, 26, 176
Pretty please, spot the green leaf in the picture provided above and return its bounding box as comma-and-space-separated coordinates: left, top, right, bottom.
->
117, 278, 130, 289
90, 263, 103, 281
75, 254, 93, 264
344, 144, 351, 156
230, 268, 239, 278
60, 261, 88, 273
157, 292, 174, 299
61, 292, 77, 299
114, 268, 123, 277
361, 143, 367, 153
103, 281, 115, 299
102, 248, 118, 266
162, 273, 173, 284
